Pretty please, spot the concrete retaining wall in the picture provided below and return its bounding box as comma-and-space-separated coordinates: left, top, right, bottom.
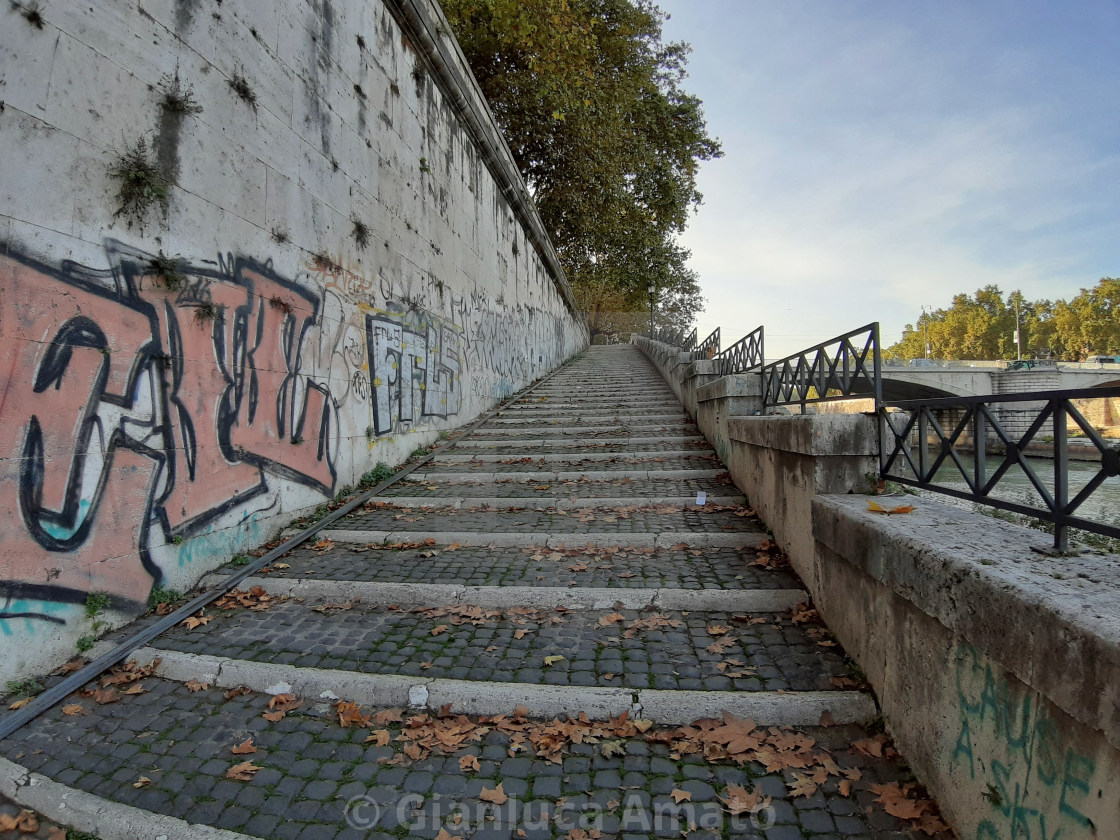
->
0, 0, 587, 680
636, 336, 1120, 840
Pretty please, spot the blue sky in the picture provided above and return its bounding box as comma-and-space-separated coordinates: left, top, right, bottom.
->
655, 1, 1120, 357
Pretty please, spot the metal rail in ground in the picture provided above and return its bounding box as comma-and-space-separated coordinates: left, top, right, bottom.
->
0, 353, 581, 741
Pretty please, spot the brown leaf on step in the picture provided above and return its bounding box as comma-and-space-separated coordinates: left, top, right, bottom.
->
434, 830, 461, 840
707, 623, 731, 636
670, 788, 692, 804
62, 704, 88, 716
598, 612, 624, 626
480, 783, 508, 805
788, 773, 819, 798
93, 687, 120, 705
514, 629, 529, 639
602, 672, 616, 680
133, 776, 152, 788
374, 708, 403, 724
226, 760, 260, 781
1, 810, 38, 832
180, 613, 212, 629
432, 625, 449, 636
7, 697, 31, 710
269, 693, 302, 712
231, 738, 257, 755
851, 733, 896, 758
56, 657, 86, 675
262, 710, 285, 722
513, 705, 530, 718
830, 675, 863, 690
459, 754, 481, 772
718, 783, 769, 815
338, 700, 372, 728
225, 685, 252, 700
669, 542, 690, 550
121, 683, 145, 695
366, 730, 391, 746
185, 679, 210, 692
870, 782, 930, 820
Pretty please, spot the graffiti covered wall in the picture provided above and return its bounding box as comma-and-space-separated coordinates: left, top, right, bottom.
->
0, 0, 586, 678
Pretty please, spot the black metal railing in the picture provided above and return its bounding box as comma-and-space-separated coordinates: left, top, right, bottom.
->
716, 326, 765, 375
695, 327, 721, 359
681, 328, 697, 351
761, 323, 880, 408
880, 387, 1120, 552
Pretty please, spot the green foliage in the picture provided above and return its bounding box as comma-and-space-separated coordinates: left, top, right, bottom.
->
886, 279, 1120, 361
76, 636, 97, 653
6, 678, 44, 698
230, 553, 252, 567
147, 586, 183, 611
108, 138, 169, 228
440, 0, 719, 336
158, 68, 203, 115
358, 463, 394, 489
84, 592, 111, 618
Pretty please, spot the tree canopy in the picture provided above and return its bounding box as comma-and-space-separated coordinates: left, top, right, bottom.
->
439, 0, 721, 336
886, 278, 1120, 361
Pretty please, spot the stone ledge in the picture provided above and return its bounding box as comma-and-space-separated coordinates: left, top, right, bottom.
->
811, 493, 1120, 750
729, 414, 878, 456
696, 375, 762, 402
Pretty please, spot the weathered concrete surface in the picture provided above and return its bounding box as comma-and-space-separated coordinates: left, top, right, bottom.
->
813, 495, 1120, 840
0, 0, 587, 680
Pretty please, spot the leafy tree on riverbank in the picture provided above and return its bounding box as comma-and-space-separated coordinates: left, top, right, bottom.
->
886, 278, 1120, 361
439, 0, 720, 336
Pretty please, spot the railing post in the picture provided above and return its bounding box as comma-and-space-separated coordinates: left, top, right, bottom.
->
1054, 399, 1069, 553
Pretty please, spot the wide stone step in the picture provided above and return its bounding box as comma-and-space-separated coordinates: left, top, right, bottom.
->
318, 529, 766, 550
139, 600, 858, 695
452, 434, 710, 449
379, 474, 742, 499
215, 543, 791, 591
363, 494, 745, 509
407, 467, 728, 483
433, 449, 714, 463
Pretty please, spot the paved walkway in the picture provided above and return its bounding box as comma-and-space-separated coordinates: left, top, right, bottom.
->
0, 346, 947, 839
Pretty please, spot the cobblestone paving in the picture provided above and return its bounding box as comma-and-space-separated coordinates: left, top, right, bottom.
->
3, 677, 918, 839
228, 546, 798, 590
422, 454, 721, 474
152, 602, 854, 692
339, 506, 761, 535
378, 476, 741, 499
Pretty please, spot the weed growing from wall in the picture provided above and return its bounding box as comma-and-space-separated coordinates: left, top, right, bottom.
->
270, 227, 289, 244
193, 301, 221, 325
13, 1, 44, 29
107, 138, 168, 228
157, 68, 203, 116
351, 217, 370, 249
148, 250, 186, 291
227, 72, 258, 110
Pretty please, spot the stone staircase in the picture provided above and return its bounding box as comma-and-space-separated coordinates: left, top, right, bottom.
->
1, 345, 944, 840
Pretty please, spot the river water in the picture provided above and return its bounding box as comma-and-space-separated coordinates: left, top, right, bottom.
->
909, 450, 1120, 536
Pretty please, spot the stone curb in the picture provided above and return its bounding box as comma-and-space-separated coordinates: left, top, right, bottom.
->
453, 435, 708, 448
130, 649, 876, 726
464, 422, 696, 435
361, 495, 746, 509
317, 530, 767, 549
489, 414, 688, 425
434, 449, 715, 463
0, 757, 257, 840
209, 577, 807, 612
407, 468, 727, 483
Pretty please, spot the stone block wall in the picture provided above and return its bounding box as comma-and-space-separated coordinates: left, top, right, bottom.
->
0, 0, 587, 679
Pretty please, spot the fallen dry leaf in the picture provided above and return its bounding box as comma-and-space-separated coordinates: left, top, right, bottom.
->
226, 760, 260, 781
459, 754, 481, 772
62, 704, 88, 716
0, 810, 38, 832
7, 697, 31, 710
231, 739, 257, 755
185, 679, 210, 692
480, 783, 508, 805
670, 788, 692, 804
133, 776, 152, 788
543, 655, 566, 667
180, 613, 213, 629
718, 783, 769, 815
262, 710, 285, 722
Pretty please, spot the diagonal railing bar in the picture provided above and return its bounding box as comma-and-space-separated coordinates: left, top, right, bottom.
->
880, 386, 1120, 552
695, 327, 721, 359
715, 326, 764, 375
682, 328, 698, 351
762, 323, 880, 408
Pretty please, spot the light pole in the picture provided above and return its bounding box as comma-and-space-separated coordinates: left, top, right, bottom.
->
1014, 299, 1022, 361
921, 305, 932, 358
648, 281, 656, 337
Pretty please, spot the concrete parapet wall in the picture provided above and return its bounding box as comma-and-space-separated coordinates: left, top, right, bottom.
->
0, 0, 586, 680
636, 336, 1120, 839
